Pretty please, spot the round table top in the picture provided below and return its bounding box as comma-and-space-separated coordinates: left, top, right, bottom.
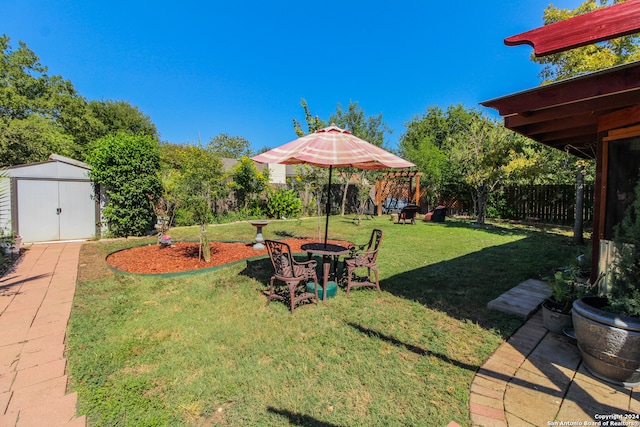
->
301, 242, 350, 256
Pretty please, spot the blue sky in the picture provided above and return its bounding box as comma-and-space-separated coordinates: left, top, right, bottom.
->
3, 1, 584, 153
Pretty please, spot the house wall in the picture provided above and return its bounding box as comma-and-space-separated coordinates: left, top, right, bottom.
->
266, 163, 286, 184
0, 176, 10, 232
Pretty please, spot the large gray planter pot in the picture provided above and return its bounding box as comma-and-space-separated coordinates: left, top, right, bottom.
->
572, 296, 640, 387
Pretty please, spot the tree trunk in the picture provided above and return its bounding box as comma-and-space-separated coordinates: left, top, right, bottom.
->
340, 182, 348, 216
476, 185, 486, 225
200, 225, 210, 262
573, 167, 585, 245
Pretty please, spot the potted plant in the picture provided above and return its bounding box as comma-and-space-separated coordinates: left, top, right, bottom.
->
158, 234, 172, 247
572, 175, 640, 387
542, 264, 593, 334
0, 228, 21, 255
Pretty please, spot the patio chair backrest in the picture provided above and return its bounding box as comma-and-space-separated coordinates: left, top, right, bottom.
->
364, 229, 383, 263
265, 240, 294, 278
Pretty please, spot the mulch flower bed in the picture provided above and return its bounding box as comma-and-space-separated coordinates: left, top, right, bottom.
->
106, 238, 351, 274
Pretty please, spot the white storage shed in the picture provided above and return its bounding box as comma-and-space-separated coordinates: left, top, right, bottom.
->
1, 154, 99, 242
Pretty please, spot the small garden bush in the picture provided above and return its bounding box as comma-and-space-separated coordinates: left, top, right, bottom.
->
265, 187, 302, 219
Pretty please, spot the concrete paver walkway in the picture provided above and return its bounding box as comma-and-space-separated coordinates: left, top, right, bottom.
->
471, 310, 640, 426
0, 243, 85, 427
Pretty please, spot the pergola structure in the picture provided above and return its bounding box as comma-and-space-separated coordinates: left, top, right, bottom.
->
374, 170, 422, 215
482, 0, 640, 284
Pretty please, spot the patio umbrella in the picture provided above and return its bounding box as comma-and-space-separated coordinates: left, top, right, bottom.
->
252, 124, 415, 245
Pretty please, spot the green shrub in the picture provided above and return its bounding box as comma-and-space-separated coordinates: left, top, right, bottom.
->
265, 188, 301, 219
87, 133, 162, 237
547, 265, 593, 312
487, 189, 515, 219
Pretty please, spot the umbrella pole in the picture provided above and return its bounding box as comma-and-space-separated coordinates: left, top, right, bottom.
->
324, 165, 333, 247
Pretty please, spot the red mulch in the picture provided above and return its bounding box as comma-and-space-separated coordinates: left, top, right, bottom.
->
106, 238, 351, 274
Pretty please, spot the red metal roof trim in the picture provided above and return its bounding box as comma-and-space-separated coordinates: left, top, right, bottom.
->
505, 0, 640, 56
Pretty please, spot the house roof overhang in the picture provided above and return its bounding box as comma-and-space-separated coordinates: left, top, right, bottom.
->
481, 60, 640, 159
504, 0, 640, 56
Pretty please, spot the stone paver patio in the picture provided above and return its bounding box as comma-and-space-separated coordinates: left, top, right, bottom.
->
472, 310, 639, 426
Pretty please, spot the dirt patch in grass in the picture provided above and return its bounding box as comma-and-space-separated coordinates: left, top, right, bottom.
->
106, 238, 351, 275
77, 242, 115, 283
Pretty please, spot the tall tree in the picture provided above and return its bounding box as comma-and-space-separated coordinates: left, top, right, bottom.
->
399, 105, 478, 208
207, 133, 252, 158
401, 105, 542, 222
329, 101, 391, 215
0, 36, 159, 166
292, 99, 327, 137
449, 113, 529, 225
174, 144, 226, 262
293, 99, 391, 216
88, 100, 158, 140
0, 35, 96, 166
329, 101, 389, 149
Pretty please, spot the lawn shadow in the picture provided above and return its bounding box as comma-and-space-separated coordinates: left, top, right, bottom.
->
238, 257, 272, 292
346, 322, 478, 372
239, 253, 329, 285
267, 407, 342, 427
273, 230, 295, 238
379, 228, 581, 338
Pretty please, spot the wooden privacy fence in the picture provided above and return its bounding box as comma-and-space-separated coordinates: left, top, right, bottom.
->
502, 184, 594, 226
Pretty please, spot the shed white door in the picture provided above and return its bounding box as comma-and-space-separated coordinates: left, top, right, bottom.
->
17, 179, 96, 242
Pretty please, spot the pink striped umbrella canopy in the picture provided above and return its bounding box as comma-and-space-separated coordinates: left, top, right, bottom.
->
252, 124, 414, 246
251, 124, 415, 170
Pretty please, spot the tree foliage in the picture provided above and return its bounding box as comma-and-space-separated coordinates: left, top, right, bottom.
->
400, 105, 470, 204
329, 101, 390, 149
158, 142, 227, 260
0, 35, 93, 165
87, 133, 162, 237
293, 99, 391, 216
229, 157, 269, 212
0, 35, 158, 167
293, 99, 327, 137
88, 100, 158, 141
533, 0, 640, 84
449, 114, 532, 224
400, 105, 562, 222
208, 133, 253, 158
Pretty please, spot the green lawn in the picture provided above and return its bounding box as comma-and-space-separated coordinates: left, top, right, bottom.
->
68, 216, 587, 426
